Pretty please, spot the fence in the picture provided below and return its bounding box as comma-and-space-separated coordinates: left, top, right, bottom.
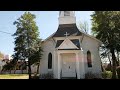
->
1, 70, 28, 74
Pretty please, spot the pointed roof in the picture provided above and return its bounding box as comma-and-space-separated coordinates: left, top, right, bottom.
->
56, 38, 80, 50
52, 24, 82, 37
57, 38, 79, 50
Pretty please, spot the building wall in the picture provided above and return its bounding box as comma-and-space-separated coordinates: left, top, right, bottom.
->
31, 64, 38, 74
0, 60, 6, 72
81, 35, 102, 77
40, 38, 55, 75
59, 17, 76, 25
40, 35, 102, 78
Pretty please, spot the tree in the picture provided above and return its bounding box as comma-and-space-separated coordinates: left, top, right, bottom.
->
2, 59, 15, 74
13, 12, 42, 79
78, 21, 89, 44
79, 21, 89, 34
29, 39, 43, 74
100, 45, 112, 71
91, 11, 120, 79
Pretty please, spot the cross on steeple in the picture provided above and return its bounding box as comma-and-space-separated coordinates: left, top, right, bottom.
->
64, 32, 69, 37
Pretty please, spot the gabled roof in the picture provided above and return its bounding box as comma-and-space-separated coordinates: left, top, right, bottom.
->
42, 24, 102, 45
52, 24, 82, 37
57, 38, 80, 50
80, 30, 102, 44
55, 40, 64, 48
71, 39, 80, 49
56, 39, 80, 49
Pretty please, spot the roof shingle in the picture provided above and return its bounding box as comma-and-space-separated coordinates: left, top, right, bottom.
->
53, 24, 82, 37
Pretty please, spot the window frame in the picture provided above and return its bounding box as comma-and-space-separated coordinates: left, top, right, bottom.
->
87, 50, 92, 68
64, 11, 70, 16
48, 53, 52, 69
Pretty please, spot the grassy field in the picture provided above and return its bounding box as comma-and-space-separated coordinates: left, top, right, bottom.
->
0, 74, 29, 79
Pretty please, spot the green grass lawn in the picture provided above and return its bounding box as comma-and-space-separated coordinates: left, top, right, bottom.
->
0, 74, 29, 79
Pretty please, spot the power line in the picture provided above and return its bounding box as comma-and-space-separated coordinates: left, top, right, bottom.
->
0, 30, 12, 35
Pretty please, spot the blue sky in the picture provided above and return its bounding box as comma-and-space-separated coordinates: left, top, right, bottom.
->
0, 11, 93, 55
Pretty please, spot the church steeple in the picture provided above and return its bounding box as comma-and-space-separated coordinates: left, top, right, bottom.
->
59, 11, 76, 25
53, 11, 82, 37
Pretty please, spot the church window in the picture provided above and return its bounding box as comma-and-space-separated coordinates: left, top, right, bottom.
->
64, 11, 70, 16
48, 53, 52, 69
87, 51, 92, 67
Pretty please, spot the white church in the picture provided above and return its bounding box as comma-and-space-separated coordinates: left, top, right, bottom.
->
39, 11, 102, 79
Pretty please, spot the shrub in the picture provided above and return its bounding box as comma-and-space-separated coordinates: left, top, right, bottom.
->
102, 71, 112, 79
116, 66, 120, 79
85, 72, 101, 79
39, 73, 54, 79
31, 72, 39, 79
105, 64, 112, 71
31, 75, 39, 79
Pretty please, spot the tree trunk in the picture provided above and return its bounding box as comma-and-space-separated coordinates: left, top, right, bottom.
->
110, 48, 117, 79
101, 61, 104, 72
10, 69, 11, 74
21, 66, 23, 74
14, 65, 16, 74
37, 63, 40, 74
28, 59, 32, 79
108, 53, 112, 71
117, 51, 119, 66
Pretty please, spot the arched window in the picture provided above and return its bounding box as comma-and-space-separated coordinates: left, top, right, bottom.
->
48, 53, 52, 69
64, 11, 70, 16
87, 51, 92, 67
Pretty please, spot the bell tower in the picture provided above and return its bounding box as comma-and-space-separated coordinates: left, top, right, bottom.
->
59, 11, 76, 25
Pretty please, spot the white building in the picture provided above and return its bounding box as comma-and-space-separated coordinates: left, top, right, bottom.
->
4, 54, 12, 60
39, 11, 102, 79
0, 60, 6, 72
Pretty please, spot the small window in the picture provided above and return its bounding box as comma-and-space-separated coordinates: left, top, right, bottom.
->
64, 11, 70, 16
87, 51, 92, 67
48, 53, 52, 69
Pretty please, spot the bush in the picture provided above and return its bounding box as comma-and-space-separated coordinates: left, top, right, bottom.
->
105, 64, 112, 71
39, 73, 54, 79
31, 72, 39, 79
116, 66, 120, 79
85, 72, 101, 79
31, 75, 39, 79
102, 71, 112, 79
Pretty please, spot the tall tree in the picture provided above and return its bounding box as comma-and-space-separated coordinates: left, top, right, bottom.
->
79, 21, 89, 34
78, 21, 89, 44
13, 12, 42, 79
29, 39, 43, 74
91, 11, 120, 79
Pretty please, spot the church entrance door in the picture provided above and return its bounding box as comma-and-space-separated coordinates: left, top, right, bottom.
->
61, 53, 76, 78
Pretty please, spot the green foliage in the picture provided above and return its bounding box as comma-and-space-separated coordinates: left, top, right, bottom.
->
29, 40, 43, 65
31, 73, 39, 79
85, 72, 101, 79
39, 73, 54, 79
91, 11, 120, 79
105, 63, 112, 71
2, 60, 15, 71
91, 11, 120, 51
13, 12, 42, 78
13, 12, 40, 60
102, 71, 112, 79
116, 66, 120, 79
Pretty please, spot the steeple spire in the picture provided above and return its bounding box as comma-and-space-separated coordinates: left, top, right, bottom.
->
59, 11, 76, 25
